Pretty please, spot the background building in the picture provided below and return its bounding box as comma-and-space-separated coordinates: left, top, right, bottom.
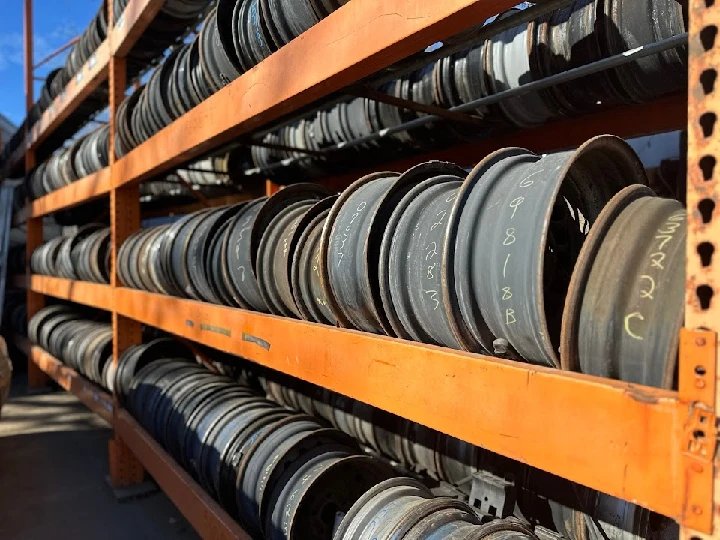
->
0, 114, 17, 151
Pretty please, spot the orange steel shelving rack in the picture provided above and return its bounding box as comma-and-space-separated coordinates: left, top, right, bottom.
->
10, 0, 718, 537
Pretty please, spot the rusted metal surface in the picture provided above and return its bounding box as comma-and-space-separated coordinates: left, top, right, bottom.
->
233, 416, 389, 538
315, 94, 687, 194
246, 5, 687, 183
113, 286, 688, 519
335, 476, 537, 538
26, 126, 110, 200
15, 95, 687, 221
198, 7, 238, 93
113, 338, 195, 403
7, 0, 710, 534
108, 435, 145, 488
3, 0, 207, 172
116, 409, 252, 539
19, 0, 197, 156
561, 185, 686, 388
686, 0, 720, 369
29, 306, 113, 391
117, 227, 163, 293
257, 200, 318, 317
246, 138, 327, 157
112, 0, 526, 187
222, 198, 269, 310
117, 184, 332, 312
320, 171, 401, 333
123, 355, 391, 538
378, 162, 466, 347
678, 330, 717, 534
557, 179, 689, 539
486, 19, 554, 128
683, 0, 720, 533
446, 135, 646, 365
603, 0, 687, 103
531, 0, 622, 116
255, 186, 333, 317
290, 196, 338, 325
31, 226, 110, 283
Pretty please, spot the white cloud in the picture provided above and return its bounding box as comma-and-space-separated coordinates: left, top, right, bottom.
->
51, 21, 81, 43
0, 21, 79, 73
0, 33, 25, 71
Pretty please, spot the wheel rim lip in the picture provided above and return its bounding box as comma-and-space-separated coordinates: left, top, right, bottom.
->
290, 197, 337, 324
378, 162, 466, 344
559, 184, 656, 373
333, 477, 431, 540
256, 200, 316, 316
319, 171, 398, 330
220, 198, 268, 310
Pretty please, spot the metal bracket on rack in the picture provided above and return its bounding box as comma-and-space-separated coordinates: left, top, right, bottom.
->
468, 470, 516, 519
679, 329, 718, 533
684, 405, 718, 462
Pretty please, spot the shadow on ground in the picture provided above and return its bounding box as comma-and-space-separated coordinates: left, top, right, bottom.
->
0, 375, 199, 540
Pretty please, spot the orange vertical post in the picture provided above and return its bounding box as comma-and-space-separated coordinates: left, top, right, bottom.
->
25, 215, 47, 389
108, 1, 144, 487
265, 179, 280, 196
23, 0, 33, 120
682, 0, 720, 535
23, 0, 48, 389
109, 55, 140, 364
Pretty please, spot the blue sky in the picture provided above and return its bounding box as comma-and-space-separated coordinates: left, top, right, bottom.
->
0, 0, 97, 127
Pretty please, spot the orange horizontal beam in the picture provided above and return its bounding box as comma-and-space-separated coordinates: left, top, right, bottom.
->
110, 0, 165, 57
114, 287, 686, 520
29, 167, 111, 217
116, 410, 251, 540
320, 94, 688, 191
113, 0, 519, 186
30, 345, 114, 424
28, 40, 110, 150
29, 275, 112, 311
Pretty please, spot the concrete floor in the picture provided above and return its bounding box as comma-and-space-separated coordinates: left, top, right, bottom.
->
0, 377, 199, 540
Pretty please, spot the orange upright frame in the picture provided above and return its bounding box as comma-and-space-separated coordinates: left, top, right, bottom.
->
15, 0, 719, 536
682, 0, 720, 535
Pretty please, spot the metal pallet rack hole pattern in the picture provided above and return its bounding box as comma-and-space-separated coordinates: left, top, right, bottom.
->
5, 0, 717, 538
